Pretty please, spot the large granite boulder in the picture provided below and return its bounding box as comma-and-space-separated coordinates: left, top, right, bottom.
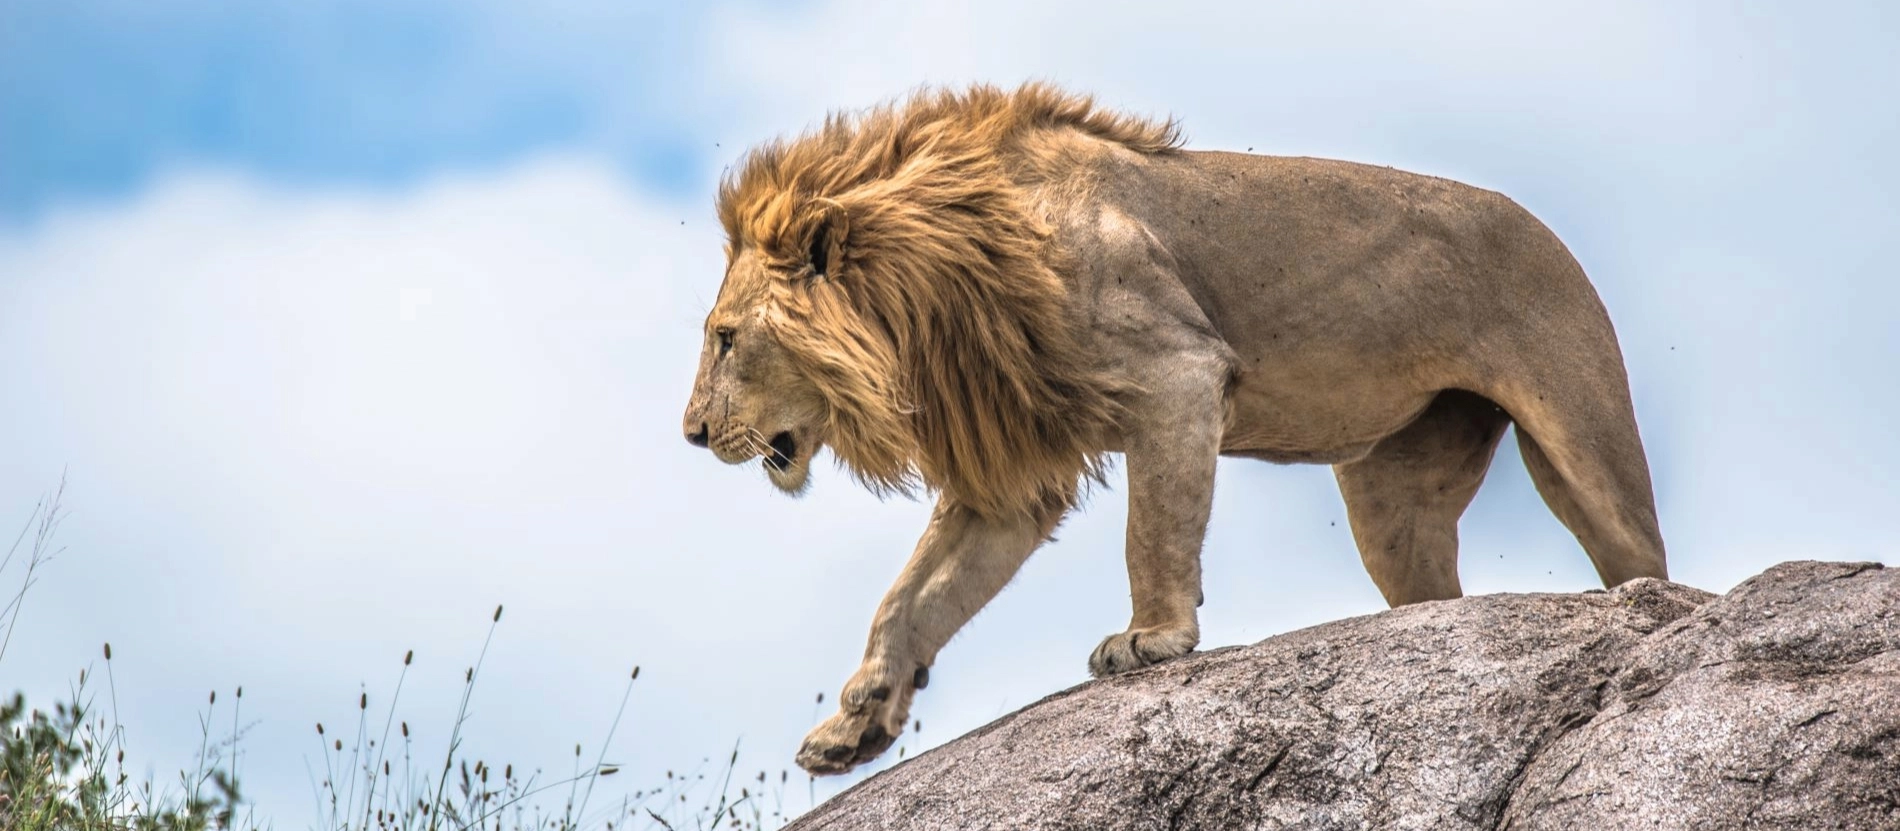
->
790, 561, 1898, 830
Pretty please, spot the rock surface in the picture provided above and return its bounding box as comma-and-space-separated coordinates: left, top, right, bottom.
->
788, 561, 1899, 830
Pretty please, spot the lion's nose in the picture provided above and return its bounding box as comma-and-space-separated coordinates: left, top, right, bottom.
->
686, 423, 710, 448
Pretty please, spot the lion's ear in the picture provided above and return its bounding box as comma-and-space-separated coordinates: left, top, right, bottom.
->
804, 200, 849, 283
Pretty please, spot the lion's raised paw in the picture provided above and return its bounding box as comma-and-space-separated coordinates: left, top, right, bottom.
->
796, 709, 899, 775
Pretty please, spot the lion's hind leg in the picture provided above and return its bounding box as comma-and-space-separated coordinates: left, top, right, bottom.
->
1509, 395, 1668, 588
1333, 390, 1512, 607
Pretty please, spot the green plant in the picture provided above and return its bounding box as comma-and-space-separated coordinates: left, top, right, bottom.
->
0, 631, 813, 831
0, 649, 243, 831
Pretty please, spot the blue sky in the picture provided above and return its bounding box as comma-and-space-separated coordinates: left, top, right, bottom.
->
0, 0, 761, 220
2, 1, 1897, 828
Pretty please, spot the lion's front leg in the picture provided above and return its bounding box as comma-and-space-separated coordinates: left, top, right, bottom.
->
1088, 362, 1227, 678
796, 499, 1053, 775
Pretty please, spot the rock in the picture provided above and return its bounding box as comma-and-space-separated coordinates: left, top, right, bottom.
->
1505, 561, 1900, 829
788, 562, 1899, 831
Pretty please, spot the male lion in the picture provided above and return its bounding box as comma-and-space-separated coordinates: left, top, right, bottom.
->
680, 84, 1667, 775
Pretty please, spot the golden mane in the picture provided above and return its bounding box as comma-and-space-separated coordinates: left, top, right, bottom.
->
715, 83, 1183, 519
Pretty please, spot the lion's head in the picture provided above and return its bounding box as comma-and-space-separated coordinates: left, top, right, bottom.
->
682, 83, 1179, 518
679, 213, 890, 497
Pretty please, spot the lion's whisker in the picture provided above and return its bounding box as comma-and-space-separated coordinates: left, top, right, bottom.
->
747, 427, 785, 457
742, 430, 783, 464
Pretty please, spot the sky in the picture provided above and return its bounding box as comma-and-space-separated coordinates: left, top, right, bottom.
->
2, 0, 1897, 827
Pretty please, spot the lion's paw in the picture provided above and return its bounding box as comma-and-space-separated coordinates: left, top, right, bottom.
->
1088, 624, 1198, 678
795, 661, 919, 775
794, 708, 900, 775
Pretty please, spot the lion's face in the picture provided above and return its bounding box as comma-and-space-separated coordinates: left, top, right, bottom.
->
681, 254, 828, 494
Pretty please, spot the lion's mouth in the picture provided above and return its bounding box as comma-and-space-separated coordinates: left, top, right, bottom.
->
764, 431, 798, 472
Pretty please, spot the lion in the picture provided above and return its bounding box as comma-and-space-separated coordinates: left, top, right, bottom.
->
679, 83, 1668, 775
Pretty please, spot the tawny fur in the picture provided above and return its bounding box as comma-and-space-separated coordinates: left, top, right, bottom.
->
681, 83, 1669, 777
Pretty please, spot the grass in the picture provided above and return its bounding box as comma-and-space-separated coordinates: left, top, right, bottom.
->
1, 631, 808, 831
0, 480, 925, 831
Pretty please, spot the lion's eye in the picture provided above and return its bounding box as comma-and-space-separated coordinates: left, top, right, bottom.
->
716, 328, 734, 357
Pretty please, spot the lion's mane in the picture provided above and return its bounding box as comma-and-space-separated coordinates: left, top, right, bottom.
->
715, 83, 1183, 518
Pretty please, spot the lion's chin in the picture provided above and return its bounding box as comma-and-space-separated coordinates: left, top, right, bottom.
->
762, 430, 814, 495
764, 456, 811, 495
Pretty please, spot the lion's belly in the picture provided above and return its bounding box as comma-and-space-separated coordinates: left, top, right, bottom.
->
1217, 374, 1436, 465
